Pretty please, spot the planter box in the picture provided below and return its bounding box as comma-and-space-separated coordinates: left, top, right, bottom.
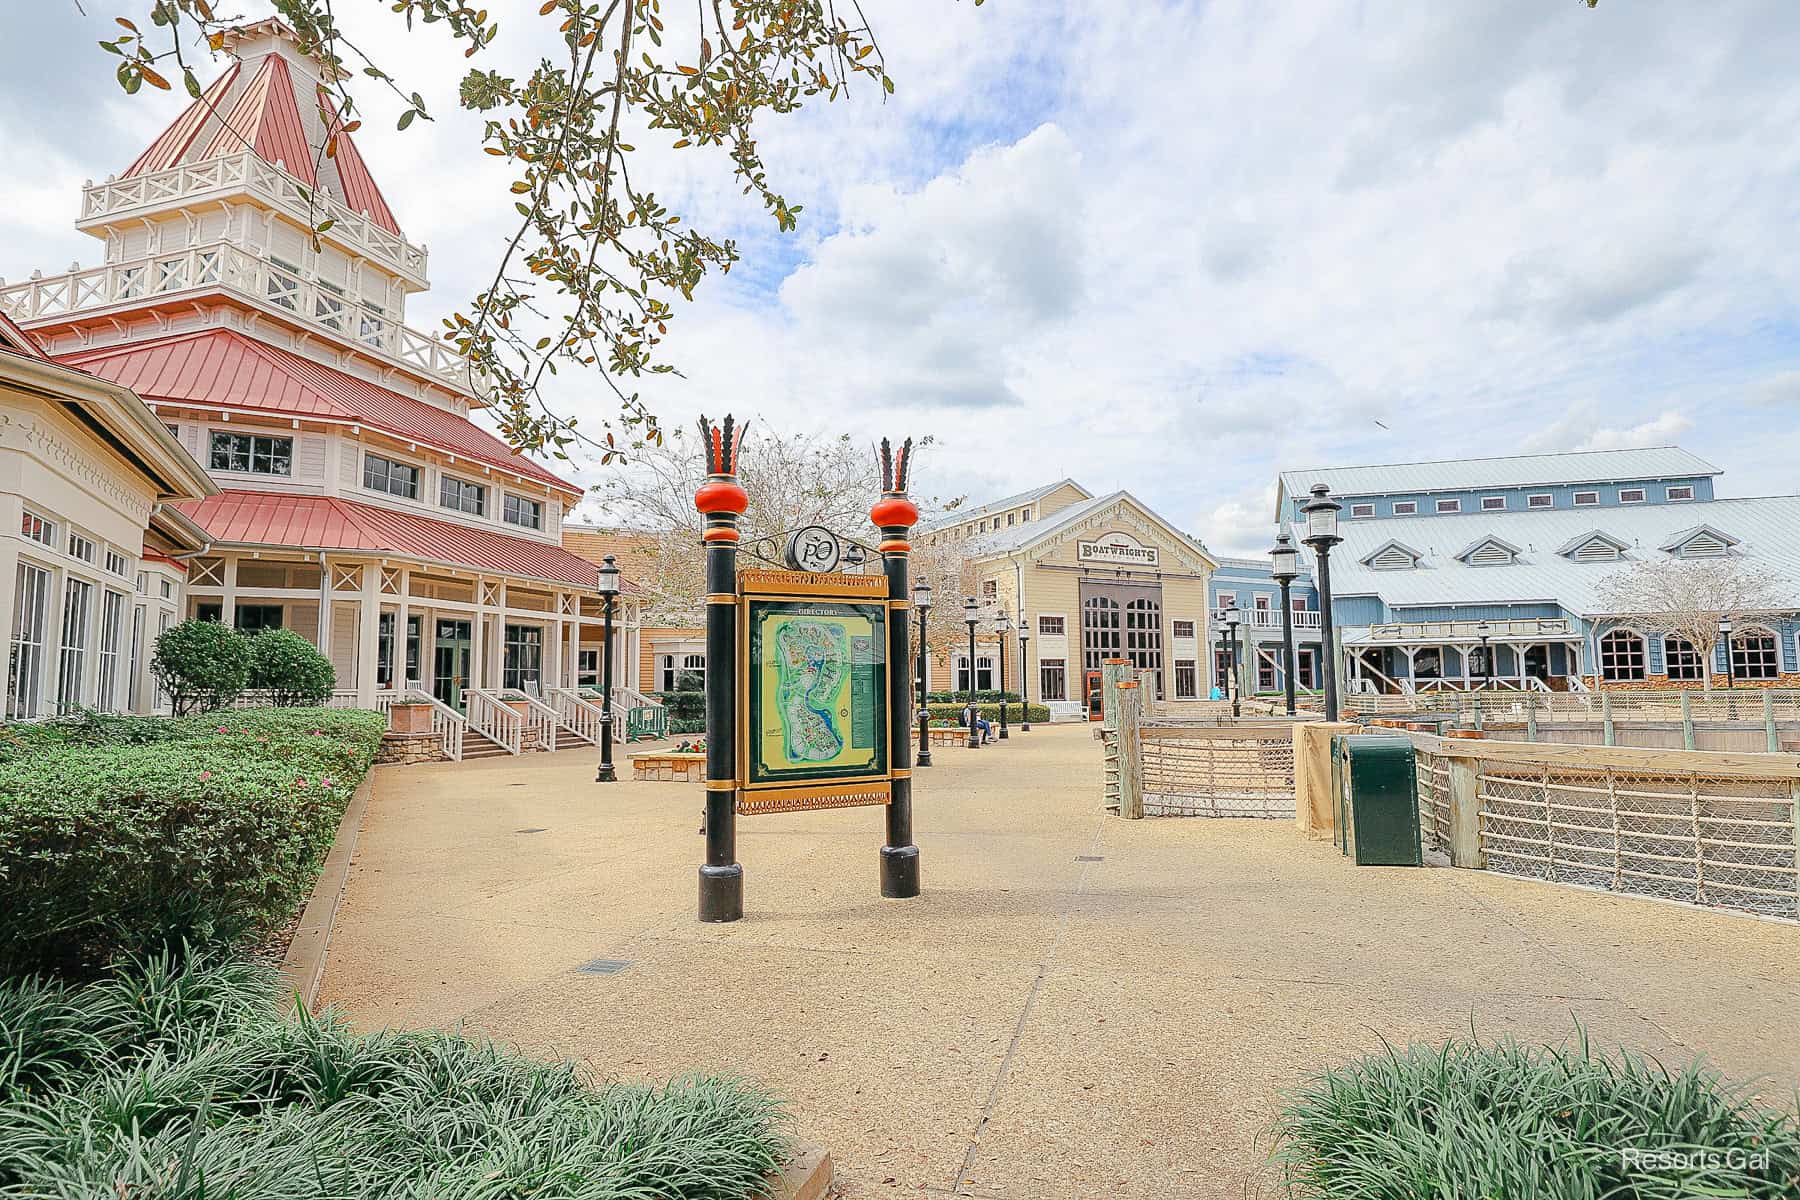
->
388, 702, 434, 736
629, 751, 706, 783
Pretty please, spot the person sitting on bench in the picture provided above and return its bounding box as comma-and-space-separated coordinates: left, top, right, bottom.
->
961, 702, 993, 744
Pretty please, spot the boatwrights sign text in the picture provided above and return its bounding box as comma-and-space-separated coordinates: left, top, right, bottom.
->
1077, 532, 1159, 568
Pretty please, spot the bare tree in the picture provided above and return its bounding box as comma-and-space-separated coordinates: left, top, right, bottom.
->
594, 425, 959, 625
1593, 557, 1788, 691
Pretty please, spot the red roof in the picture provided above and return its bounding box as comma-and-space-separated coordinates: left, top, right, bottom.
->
317, 86, 400, 235
0, 311, 48, 360
62, 329, 578, 495
200, 55, 315, 186
123, 62, 242, 178
177, 489, 601, 588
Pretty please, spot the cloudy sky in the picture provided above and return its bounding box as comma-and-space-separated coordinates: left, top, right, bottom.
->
4, 2, 1798, 554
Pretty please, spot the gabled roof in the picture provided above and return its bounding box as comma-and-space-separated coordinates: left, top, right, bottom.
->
1277, 446, 1720, 517
118, 22, 402, 236
1359, 539, 1425, 567
61, 328, 578, 496
1659, 524, 1741, 553
1453, 535, 1522, 563
562, 525, 660, 572
965, 490, 1216, 571
0, 310, 48, 360
919, 478, 1090, 532
178, 489, 601, 588
1555, 529, 1631, 557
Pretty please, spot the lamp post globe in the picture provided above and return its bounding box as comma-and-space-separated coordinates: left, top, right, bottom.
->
594, 554, 621, 783
995, 607, 1012, 739
1269, 532, 1300, 716
1300, 484, 1344, 721
913, 580, 933, 767
1018, 617, 1032, 732
963, 596, 982, 749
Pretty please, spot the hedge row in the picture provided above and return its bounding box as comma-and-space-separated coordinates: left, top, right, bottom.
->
0, 708, 385, 977
924, 702, 1052, 726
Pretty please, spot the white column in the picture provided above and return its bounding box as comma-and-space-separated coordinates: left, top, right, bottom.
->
544, 607, 563, 693
468, 580, 485, 692
221, 555, 239, 627
395, 569, 412, 689
317, 556, 334, 678
356, 562, 380, 705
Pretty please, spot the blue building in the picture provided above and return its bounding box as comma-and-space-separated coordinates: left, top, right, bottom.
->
1249, 447, 1800, 694
1207, 558, 1320, 695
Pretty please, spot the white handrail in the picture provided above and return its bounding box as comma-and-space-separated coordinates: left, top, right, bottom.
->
466, 688, 523, 755
511, 690, 561, 752
403, 689, 465, 762
547, 686, 607, 745
616, 683, 662, 711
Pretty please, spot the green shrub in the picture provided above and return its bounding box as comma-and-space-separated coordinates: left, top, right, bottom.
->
1269, 1029, 1800, 1198
925, 702, 1051, 726
247, 628, 336, 705
657, 674, 706, 724
150, 619, 251, 714
0, 952, 793, 1197
926, 689, 1019, 704
0, 708, 385, 976
668, 717, 707, 735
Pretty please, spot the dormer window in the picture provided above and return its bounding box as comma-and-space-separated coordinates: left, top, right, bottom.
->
1558, 530, 1629, 563
1662, 525, 1737, 559
1362, 540, 1423, 571
1456, 537, 1520, 568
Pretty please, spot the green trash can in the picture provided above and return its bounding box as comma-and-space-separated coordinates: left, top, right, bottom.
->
1333, 734, 1422, 866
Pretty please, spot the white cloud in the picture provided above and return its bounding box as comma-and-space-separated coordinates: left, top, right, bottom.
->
1575, 411, 1695, 451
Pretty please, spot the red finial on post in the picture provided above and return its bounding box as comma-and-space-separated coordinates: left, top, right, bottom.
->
870, 436, 919, 543
695, 415, 749, 541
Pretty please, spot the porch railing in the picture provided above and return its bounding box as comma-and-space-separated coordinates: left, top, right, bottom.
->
1246, 609, 1323, 630
512, 691, 562, 752
547, 687, 607, 745
466, 689, 523, 755
405, 689, 466, 762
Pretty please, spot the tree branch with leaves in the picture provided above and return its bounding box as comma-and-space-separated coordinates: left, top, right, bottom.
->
1592, 557, 1789, 691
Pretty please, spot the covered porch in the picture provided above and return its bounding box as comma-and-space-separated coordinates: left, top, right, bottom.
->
1343, 617, 1585, 695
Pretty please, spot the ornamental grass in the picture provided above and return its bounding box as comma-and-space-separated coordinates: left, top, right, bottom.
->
0, 952, 792, 1199
1269, 1028, 1800, 1199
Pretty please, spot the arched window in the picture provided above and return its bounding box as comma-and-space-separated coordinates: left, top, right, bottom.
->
1662, 635, 1704, 682
1599, 629, 1646, 682
1081, 595, 1121, 670
1124, 596, 1164, 697
1731, 627, 1779, 680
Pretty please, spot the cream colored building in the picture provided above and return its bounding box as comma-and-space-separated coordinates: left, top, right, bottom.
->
921, 481, 1217, 719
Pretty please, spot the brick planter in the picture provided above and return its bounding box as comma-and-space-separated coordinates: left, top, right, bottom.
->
377, 731, 447, 765
630, 751, 706, 782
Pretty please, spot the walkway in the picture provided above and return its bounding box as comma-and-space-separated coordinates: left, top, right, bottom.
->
318, 723, 1800, 1198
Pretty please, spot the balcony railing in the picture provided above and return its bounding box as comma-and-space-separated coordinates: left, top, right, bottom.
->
0, 240, 481, 396
1245, 608, 1322, 630
1365, 618, 1573, 643
78, 152, 428, 285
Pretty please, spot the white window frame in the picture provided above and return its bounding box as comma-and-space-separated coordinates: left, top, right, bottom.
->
1527, 493, 1554, 509
1573, 491, 1600, 507
439, 473, 488, 516
1391, 501, 1418, 516
209, 430, 294, 477
96, 588, 127, 713
954, 654, 996, 694
1435, 498, 1461, 514
503, 493, 544, 530
1038, 615, 1064, 636
57, 576, 94, 714
1172, 619, 1196, 639
1173, 658, 1198, 699
1481, 495, 1507, 511
1666, 485, 1695, 502
363, 451, 422, 500
21, 509, 55, 548
1618, 488, 1646, 504
8, 560, 53, 719
1349, 503, 1375, 518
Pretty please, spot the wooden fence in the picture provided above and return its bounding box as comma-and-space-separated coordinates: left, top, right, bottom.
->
1411, 734, 1800, 922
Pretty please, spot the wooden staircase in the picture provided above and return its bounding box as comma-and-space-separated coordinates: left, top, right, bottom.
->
460, 728, 513, 760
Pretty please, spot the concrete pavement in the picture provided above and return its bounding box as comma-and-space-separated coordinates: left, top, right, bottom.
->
318, 722, 1800, 1198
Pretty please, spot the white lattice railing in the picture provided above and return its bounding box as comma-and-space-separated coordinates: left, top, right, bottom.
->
547, 686, 606, 745
0, 240, 479, 394
466, 688, 523, 755
79, 151, 428, 282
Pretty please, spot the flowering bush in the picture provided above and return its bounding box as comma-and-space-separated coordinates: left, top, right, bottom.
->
0, 708, 384, 977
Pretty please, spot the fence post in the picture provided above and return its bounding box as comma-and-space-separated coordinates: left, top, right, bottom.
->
1764, 690, 1778, 752
1602, 692, 1615, 746
1472, 693, 1483, 732
1101, 658, 1127, 736
1525, 693, 1537, 742
1446, 753, 1485, 869
1681, 691, 1695, 751
1117, 680, 1143, 819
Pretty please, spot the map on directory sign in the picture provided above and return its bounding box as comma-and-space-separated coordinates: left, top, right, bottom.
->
747, 599, 887, 785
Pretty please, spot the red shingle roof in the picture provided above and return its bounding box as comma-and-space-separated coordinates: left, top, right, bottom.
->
62, 328, 579, 495
177, 489, 601, 588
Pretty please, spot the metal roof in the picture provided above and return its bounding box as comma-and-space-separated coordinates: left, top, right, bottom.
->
64, 328, 578, 495
1303, 496, 1800, 616
919, 478, 1089, 532
966, 489, 1216, 565
1278, 446, 1720, 510
179, 489, 602, 588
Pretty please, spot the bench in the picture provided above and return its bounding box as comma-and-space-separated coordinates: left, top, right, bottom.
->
925, 725, 990, 747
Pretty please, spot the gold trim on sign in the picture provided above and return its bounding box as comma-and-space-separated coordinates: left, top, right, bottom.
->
737, 782, 892, 816
737, 568, 889, 598
706, 593, 738, 604
704, 779, 738, 791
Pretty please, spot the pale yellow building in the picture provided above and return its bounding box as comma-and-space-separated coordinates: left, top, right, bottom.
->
920, 481, 1216, 718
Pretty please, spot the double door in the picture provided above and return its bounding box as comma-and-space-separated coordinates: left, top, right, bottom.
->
432, 618, 472, 711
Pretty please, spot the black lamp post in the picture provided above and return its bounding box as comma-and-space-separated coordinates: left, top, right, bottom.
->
996, 608, 1012, 739
1301, 483, 1344, 721
1214, 608, 1232, 705
914, 581, 933, 768
1475, 620, 1493, 690
1225, 605, 1243, 717
963, 596, 981, 749
1720, 613, 1737, 720
594, 554, 620, 783
1269, 532, 1300, 716
1018, 618, 1032, 732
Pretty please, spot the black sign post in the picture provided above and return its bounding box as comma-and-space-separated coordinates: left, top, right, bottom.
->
695, 415, 747, 923
872, 438, 921, 898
